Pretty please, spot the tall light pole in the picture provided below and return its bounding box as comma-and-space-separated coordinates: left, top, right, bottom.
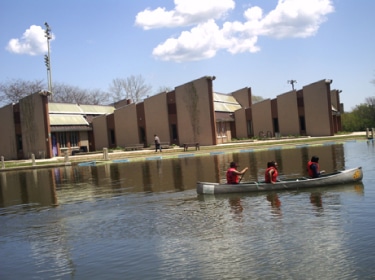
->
287, 79, 297, 91
44, 22, 53, 98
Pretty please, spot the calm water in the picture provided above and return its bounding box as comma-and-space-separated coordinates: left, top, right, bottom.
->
1, 140, 375, 279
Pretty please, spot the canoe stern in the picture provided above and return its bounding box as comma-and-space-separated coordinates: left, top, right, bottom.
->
196, 182, 217, 194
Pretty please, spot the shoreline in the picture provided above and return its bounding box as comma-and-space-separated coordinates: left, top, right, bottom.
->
1, 132, 370, 171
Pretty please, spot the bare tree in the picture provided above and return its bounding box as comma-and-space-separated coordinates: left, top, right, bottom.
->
108, 78, 126, 102
157, 86, 173, 93
108, 74, 152, 103
0, 79, 110, 106
0, 79, 45, 105
52, 82, 110, 105
86, 88, 110, 105
52, 83, 85, 103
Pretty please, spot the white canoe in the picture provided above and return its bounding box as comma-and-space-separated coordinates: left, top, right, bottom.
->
197, 167, 363, 195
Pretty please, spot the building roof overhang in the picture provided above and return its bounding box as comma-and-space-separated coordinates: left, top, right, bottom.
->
49, 114, 89, 126
50, 125, 92, 132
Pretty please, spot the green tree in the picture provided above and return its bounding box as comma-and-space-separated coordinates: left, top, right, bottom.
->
252, 95, 264, 103
342, 97, 375, 131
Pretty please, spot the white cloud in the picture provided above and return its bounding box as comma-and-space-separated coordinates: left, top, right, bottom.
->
152, 20, 221, 62
6, 25, 54, 56
259, 0, 335, 38
138, 0, 334, 62
135, 0, 235, 30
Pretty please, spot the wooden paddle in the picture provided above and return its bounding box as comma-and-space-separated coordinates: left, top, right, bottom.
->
239, 173, 245, 183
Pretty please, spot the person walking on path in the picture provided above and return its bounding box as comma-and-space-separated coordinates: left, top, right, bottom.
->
154, 134, 162, 152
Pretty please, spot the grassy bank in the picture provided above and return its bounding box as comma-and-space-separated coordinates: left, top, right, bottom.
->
0, 133, 368, 171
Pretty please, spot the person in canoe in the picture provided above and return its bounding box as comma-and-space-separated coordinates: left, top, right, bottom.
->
265, 161, 279, 184
307, 156, 325, 178
226, 162, 249, 184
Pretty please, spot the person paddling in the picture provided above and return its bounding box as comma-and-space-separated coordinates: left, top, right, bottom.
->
226, 162, 249, 184
307, 156, 325, 178
265, 161, 279, 184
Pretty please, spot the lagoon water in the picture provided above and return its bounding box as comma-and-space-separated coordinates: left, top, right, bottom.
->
1, 140, 375, 279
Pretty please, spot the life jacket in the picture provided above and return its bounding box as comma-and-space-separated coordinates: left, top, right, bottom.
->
307, 161, 320, 178
226, 168, 239, 184
265, 167, 278, 183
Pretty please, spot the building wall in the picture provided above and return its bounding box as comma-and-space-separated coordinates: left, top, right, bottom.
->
251, 99, 273, 137
92, 115, 109, 150
303, 80, 333, 136
19, 93, 49, 159
330, 89, 342, 133
232, 87, 252, 139
114, 103, 140, 147
106, 113, 116, 148
79, 131, 89, 151
144, 92, 170, 146
114, 99, 131, 109
0, 104, 17, 160
277, 91, 300, 136
175, 76, 216, 145
232, 87, 252, 108
330, 90, 340, 110
167, 91, 178, 145
234, 108, 248, 139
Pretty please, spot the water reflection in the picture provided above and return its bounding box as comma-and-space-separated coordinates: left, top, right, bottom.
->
0, 142, 361, 210
266, 193, 282, 216
310, 192, 323, 208
0, 140, 373, 279
228, 196, 244, 222
199, 182, 364, 220
0, 169, 57, 210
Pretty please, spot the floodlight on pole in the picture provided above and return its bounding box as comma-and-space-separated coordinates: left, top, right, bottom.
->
287, 79, 297, 90
44, 22, 53, 98
44, 55, 50, 70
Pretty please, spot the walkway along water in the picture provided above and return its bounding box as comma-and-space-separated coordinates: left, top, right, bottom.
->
0, 132, 367, 171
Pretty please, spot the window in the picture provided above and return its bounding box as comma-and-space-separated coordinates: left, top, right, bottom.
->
273, 118, 279, 133
70, 132, 79, 147
299, 116, 306, 131
216, 122, 227, 137
171, 124, 178, 141
59, 132, 67, 148
16, 135, 23, 151
247, 121, 253, 137
110, 130, 115, 145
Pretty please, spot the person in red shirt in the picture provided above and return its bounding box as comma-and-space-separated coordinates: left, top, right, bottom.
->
226, 162, 249, 184
265, 161, 278, 184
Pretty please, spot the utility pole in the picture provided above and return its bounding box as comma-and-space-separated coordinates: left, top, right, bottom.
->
44, 22, 53, 98
287, 79, 297, 91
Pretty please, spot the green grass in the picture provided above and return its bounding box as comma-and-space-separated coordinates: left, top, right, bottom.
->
0, 133, 366, 170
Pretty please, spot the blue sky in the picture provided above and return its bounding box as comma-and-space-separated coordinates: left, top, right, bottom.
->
1, 0, 374, 111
